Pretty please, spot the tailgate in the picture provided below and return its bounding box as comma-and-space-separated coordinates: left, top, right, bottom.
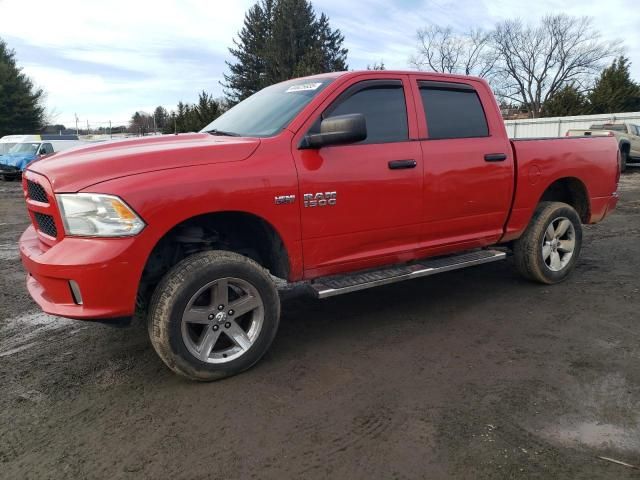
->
566, 130, 613, 138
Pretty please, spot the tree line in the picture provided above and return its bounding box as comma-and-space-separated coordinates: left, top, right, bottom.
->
128, 91, 224, 135
410, 15, 640, 118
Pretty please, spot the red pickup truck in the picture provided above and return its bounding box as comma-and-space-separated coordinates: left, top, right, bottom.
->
20, 71, 619, 381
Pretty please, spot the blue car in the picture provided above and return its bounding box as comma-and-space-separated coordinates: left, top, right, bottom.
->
0, 136, 84, 180
0, 142, 54, 180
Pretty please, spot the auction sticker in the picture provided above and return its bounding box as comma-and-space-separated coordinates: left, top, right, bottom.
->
286, 82, 323, 93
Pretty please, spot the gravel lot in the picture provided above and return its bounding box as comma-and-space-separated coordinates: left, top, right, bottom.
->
1, 172, 639, 479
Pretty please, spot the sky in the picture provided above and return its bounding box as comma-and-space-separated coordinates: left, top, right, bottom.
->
2, 0, 639, 128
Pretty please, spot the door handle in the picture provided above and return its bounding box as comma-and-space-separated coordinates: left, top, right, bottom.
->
388, 159, 417, 170
484, 153, 507, 162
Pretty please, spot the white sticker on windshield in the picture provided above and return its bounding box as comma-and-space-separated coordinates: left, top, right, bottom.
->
286, 82, 323, 93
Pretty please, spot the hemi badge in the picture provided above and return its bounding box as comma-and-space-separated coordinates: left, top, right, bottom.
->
275, 194, 296, 205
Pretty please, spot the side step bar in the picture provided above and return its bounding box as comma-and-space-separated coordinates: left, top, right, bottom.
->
311, 249, 506, 299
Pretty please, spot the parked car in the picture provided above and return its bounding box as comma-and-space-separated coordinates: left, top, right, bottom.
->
566, 123, 640, 172
0, 134, 41, 157
0, 135, 84, 180
20, 71, 620, 381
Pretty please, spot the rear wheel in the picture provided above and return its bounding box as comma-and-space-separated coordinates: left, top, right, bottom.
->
148, 250, 280, 381
513, 201, 582, 284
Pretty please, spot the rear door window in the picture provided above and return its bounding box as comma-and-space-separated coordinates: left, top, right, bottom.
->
419, 82, 489, 139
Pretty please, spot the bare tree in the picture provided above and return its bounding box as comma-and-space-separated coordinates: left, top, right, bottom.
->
409, 25, 497, 79
492, 15, 621, 117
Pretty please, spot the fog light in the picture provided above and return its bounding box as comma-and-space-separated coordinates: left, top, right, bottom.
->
69, 280, 83, 305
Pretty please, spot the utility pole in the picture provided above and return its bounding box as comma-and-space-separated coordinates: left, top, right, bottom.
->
109, 120, 112, 139
75, 113, 79, 135
86, 120, 90, 136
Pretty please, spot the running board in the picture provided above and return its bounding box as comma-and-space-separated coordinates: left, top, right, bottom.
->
311, 250, 506, 299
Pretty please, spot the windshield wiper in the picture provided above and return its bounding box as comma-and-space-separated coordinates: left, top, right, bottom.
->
206, 129, 241, 137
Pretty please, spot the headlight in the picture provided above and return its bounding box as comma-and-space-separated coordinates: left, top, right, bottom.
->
56, 193, 145, 237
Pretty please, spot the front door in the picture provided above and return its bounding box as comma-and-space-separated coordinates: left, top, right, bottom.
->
292, 77, 423, 278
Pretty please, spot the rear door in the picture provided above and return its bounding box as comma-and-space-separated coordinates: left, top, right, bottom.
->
411, 76, 514, 253
292, 76, 423, 278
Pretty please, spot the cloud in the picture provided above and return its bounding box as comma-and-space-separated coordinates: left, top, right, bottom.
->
2, 0, 638, 126
2, 0, 252, 125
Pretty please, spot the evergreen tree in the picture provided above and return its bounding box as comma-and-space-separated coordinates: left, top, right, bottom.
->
0, 38, 45, 137
588, 56, 640, 114
223, 0, 348, 104
315, 13, 347, 72
269, 0, 318, 81
153, 106, 168, 132
541, 84, 588, 117
195, 91, 221, 126
223, 1, 273, 104
176, 102, 187, 132
162, 92, 223, 134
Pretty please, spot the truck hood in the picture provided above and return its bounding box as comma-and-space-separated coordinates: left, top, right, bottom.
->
27, 133, 261, 192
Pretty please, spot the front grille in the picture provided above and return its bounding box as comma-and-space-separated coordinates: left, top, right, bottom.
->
27, 180, 48, 203
34, 212, 57, 238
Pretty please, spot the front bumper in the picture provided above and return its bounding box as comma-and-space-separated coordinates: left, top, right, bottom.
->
0, 164, 20, 176
20, 225, 143, 320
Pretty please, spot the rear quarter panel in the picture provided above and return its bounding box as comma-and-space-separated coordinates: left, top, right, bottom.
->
503, 136, 619, 241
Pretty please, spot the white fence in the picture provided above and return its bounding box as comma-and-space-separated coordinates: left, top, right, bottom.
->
505, 111, 640, 139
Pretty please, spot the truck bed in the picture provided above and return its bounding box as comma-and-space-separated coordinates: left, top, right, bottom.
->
502, 136, 620, 241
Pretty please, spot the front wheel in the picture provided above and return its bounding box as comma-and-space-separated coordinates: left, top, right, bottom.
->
513, 201, 583, 284
148, 251, 280, 381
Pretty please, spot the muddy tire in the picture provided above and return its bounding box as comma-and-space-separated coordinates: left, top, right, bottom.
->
148, 250, 280, 381
513, 202, 582, 284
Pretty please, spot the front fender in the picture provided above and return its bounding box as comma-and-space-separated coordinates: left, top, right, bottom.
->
77, 143, 303, 282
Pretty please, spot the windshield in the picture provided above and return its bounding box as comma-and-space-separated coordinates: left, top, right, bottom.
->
0, 143, 17, 155
201, 77, 335, 137
8, 143, 40, 155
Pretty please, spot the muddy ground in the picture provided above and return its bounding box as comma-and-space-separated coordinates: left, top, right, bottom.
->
1, 172, 639, 480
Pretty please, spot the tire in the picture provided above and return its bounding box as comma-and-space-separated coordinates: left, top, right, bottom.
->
621, 148, 628, 173
513, 201, 582, 284
148, 250, 280, 381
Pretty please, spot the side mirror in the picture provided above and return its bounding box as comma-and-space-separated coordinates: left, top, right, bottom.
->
301, 113, 367, 149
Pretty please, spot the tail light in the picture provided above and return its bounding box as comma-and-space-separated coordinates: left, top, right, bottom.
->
608, 131, 615, 137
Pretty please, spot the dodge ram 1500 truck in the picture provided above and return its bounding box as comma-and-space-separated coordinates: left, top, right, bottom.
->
19, 71, 620, 381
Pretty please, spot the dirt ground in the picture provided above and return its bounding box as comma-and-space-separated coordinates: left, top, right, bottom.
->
1, 171, 639, 480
